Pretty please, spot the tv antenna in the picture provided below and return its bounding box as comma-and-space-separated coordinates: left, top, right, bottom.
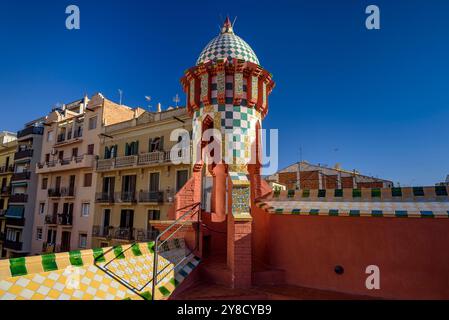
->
118, 89, 123, 105
173, 94, 180, 107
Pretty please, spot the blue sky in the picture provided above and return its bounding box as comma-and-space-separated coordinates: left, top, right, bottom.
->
0, 0, 448, 185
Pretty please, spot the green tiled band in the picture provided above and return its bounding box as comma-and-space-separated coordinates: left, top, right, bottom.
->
113, 246, 125, 259
93, 247, 106, 262
69, 250, 84, 266
42, 253, 58, 272
10, 257, 27, 277
131, 244, 142, 257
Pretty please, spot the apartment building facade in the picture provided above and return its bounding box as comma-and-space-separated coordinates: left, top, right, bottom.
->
2, 120, 45, 258
92, 107, 192, 248
31, 93, 137, 255
0, 132, 17, 257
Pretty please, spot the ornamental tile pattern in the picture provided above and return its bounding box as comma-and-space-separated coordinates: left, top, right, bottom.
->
0, 239, 201, 300
197, 33, 259, 65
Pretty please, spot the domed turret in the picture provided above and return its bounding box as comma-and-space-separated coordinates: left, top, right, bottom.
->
196, 17, 259, 65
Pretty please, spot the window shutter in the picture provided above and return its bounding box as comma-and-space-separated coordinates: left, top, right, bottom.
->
104, 146, 109, 159
114, 145, 118, 158
159, 136, 164, 151
125, 143, 129, 156
136, 140, 139, 154
148, 138, 153, 152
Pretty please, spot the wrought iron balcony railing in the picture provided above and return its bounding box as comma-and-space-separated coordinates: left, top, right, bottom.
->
95, 192, 115, 203
9, 194, 28, 203
14, 149, 33, 160
45, 214, 57, 224
139, 191, 164, 203
11, 171, 31, 182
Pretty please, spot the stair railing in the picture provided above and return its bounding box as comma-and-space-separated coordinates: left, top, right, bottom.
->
151, 202, 201, 300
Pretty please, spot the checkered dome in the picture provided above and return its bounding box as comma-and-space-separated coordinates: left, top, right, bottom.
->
196, 32, 259, 65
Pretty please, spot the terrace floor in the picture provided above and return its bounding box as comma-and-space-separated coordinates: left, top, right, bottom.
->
172, 282, 376, 300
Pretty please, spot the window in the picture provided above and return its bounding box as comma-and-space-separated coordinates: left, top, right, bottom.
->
79, 234, 87, 248
47, 130, 54, 142
36, 228, 43, 240
6, 229, 21, 242
104, 145, 117, 159
45, 153, 50, 163
87, 144, 94, 155
81, 203, 90, 217
125, 141, 139, 156
88, 116, 97, 130
72, 148, 78, 158
39, 203, 45, 215
149, 137, 164, 152
148, 210, 160, 221
41, 178, 48, 190
84, 173, 92, 187
176, 170, 189, 192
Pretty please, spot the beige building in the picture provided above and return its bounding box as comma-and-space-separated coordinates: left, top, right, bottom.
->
31, 94, 137, 255
92, 106, 192, 248
0, 132, 18, 257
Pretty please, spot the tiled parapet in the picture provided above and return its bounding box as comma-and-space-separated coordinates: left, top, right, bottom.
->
270, 186, 449, 202
260, 186, 449, 219
0, 239, 200, 300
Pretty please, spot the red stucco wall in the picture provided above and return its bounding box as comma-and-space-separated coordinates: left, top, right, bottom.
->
255, 208, 449, 299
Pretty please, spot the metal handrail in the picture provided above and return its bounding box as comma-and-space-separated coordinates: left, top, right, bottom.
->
151, 202, 200, 300
92, 202, 200, 300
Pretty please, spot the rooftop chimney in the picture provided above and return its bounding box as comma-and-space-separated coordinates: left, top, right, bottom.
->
157, 103, 162, 113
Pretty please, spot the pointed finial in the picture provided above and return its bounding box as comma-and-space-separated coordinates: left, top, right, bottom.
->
221, 16, 234, 34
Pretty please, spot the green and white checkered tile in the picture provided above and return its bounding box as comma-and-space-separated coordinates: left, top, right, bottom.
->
197, 32, 259, 65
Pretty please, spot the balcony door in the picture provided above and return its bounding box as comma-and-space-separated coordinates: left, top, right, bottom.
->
121, 175, 136, 201
69, 175, 75, 195
60, 231, 71, 252
55, 176, 61, 191
102, 177, 115, 196
120, 209, 134, 240
149, 172, 159, 192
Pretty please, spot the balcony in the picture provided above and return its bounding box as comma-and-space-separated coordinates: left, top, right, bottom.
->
58, 213, 73, 226
48, 188, 62, 198
60, 187, 75, 198
96, 149, 190, 172
117, 191, 137, 203
92, 226, 134, 240
4, 240, 23, 251
9, 194, 28, 203
0, 165, 14, 174
14, 149, 33, 160
0, 186, 10, 196
36, 154, 94, 174
92, 226, 158, 242
96, 192, 115, 203
139, 191, 164, 203
11, 171, 31, 182
17, 126, 44, 139
45, 214, 57, 225
6, 218, 25, 227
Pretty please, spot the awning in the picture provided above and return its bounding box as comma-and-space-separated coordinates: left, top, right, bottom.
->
11, 182, 28, 188
5, 206, 25, 219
